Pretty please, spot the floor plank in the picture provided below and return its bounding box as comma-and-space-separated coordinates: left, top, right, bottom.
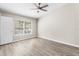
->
0, 38, 79, 56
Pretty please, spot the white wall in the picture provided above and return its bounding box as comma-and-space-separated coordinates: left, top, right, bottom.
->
38, 4, 79, 47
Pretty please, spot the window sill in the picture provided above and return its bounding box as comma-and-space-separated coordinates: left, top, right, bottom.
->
15, 34, 32, 36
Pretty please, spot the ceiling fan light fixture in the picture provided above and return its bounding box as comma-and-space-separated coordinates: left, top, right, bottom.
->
37, 10, 40, 13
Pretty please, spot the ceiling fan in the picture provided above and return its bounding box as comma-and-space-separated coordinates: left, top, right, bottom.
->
32, 3, 48, 13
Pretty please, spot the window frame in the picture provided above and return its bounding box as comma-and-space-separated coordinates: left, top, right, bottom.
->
15, 19, 32, 35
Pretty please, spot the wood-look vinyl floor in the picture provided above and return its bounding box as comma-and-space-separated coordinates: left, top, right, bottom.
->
0, 38, 79, 56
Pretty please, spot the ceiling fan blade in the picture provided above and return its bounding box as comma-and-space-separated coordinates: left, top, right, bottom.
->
38, 3, 41, 7
40, 5, 48, 8
31, 8, 38, 10
34, 3, 38, 7
38, 3, 41, 6
40, 8, 47, 11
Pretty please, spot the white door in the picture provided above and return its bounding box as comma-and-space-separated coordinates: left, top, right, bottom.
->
1, 16, 14, 44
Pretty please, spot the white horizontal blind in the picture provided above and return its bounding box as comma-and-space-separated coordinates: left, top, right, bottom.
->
0, 16, 14, 44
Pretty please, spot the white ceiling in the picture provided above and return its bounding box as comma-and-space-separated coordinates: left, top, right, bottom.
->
0, 3, 66, 19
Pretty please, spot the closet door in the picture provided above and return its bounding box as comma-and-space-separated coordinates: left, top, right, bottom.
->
0, 16, 14, 44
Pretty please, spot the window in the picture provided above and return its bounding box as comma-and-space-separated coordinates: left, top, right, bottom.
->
15, 20, 31, 35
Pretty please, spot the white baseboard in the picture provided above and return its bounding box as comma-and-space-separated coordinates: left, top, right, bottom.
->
38, 36, 79, 48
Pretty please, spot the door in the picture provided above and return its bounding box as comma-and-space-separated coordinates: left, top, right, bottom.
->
0, 16, 14, 44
